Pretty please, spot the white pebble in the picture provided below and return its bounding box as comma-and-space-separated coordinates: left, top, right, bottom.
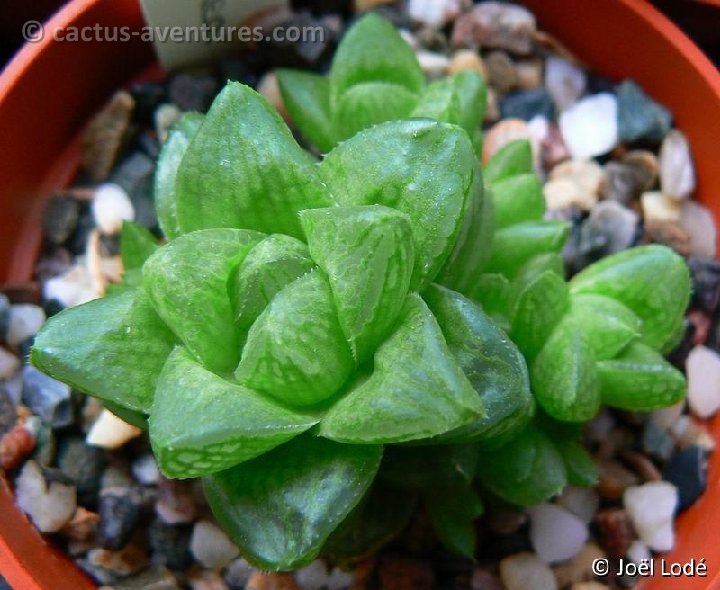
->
0, 347, 20, 380
6, 304, 46, 347
545, 56, 586, 111
190, 520, 240, 569
408, 0, 463, 28
544, 179, 596, 211
687, 345, 720, 419
559, 93, 618, 159
86, 409, 142, 449
623, 482, 678, 552
92, 183, 135, 235
499, 552, 557, 590
681, 201, 716, 258
15, 461, 77, 533
295, 560, 355, 590
556, 486, 600, 524
131, 453, 160, 486
43, 265, 99, 308
528, 503, 589, 564
660, 129, 696, 200
641, 191, 682, 223
417, 50, 450, 79
626, 539, 652, 564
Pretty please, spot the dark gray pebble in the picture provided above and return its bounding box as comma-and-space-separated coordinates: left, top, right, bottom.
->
616, 80, 672, 144
663, 446, 708, 511
0, 294, 11, 340
0, 386, 17, 437
42, 196, 80, 246
149, 521, 193, 570
97, 487, 141, 550
642, 421, 675, 462
22, 366, 73, 428
689, 257, 720, 313
167, 73, 219, 113
58, 436, 106, 504
499, 88, 555, 121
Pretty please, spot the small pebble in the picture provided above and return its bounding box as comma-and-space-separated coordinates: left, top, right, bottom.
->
188, 569, 228, 590
191, 520, 240, 569
626, 539, 652, 565
516, 59, 543, 90
150, 521, 193, 570
224, 557, 255, 589
544, 179, 596, 212
87, 409, 143, 449
471, 568, 504, 590
0, 384, 18, 436
583, 201, 639, 255
43, 264, 98, 309
6, 304, 45, 347
97, 486, 141, 550
549, 159, 604, 203
86, 544, 149, 578
131, 452, 160, 486
0, 293, 11, 337
155, 103, 183, 144
680, 201, 716, 258
482, 118, 535, 165
559, 93, 618, 159
451, 2, 536, 54
58, 436, 106, 502
500, 88, 555, 121
597, 459, 640, 500
246, 572, 301, 590
484, 50, 518, 94
556, 486, 599, 524
499, 552, 557, 590
295, 560, 355, 590
42, 196, 80, 246
416, 50, 450, 79
687, 345, 720, 418
447, 49, 486, 77
82, 91, 135, 182
22, 366, 73, 428
0, 347, 20, 383
689, 258, 720, 312
616, 80, 672, 143
168, 73, 219, 113
15, 460, 77, 532
528, 503, 589, 564
156, 477, 197, 524
408, 0, 465, 28
377, 557, 434, 590
642, 421, 675, 462
595, 509, 635, 558
544, 56, 586, 112
258, 72, 288, 120
112, 566, 179, 590
602, 162, 647, 204
552, 543, 606, 588
663, 445, 708, 511
0, 424, 36, 470
659, 129, 695, 200
641, 191, 681, 223
92, 183, 135, 235
623, 482, 678, 552
60, 506, 100, 541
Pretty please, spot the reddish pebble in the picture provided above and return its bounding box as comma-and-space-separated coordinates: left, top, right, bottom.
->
0, 425, 35, 470
595, 509, 635, 558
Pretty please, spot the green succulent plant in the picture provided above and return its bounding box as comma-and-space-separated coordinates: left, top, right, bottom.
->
30, 19, 691, 571
277, 13, 487, 153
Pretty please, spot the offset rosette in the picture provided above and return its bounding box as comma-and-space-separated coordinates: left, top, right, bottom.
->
32, 83, 530, 568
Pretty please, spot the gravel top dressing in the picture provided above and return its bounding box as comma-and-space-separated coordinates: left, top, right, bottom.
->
1, 2, 718, 590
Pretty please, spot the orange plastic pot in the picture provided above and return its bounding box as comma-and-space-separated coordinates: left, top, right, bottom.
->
1, 0, 720, 588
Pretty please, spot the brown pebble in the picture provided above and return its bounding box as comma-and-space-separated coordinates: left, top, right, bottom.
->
595, 427, 636, 460
622, 150, 659, 192
486, 507, 527, 534
484, 51, 518, 94
541, 123, 571, 169
351, 558, 376, 590
595, 509, 636, 558
378, 557, 434, 590
471, 567, 504, 590
246, 572, 300, 590
688, 310, 712, 346
553, 543, 606, 588
643, 220, 691, 256
156, 477, 197, 524
482, 119, 533, 165
81, 91, 134, 182
572, 583, 611, 590
188, 569, 228, 590
533, 30, 581, 64
60, 507, 100, 541
596, 459, 640, 500
620, 450, 662, 482
0, 425, 35, 471
87, 544, 149, 577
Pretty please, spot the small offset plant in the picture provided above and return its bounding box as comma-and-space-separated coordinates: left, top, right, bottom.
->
277, 13, 487, 152
31, 16, 690, 572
